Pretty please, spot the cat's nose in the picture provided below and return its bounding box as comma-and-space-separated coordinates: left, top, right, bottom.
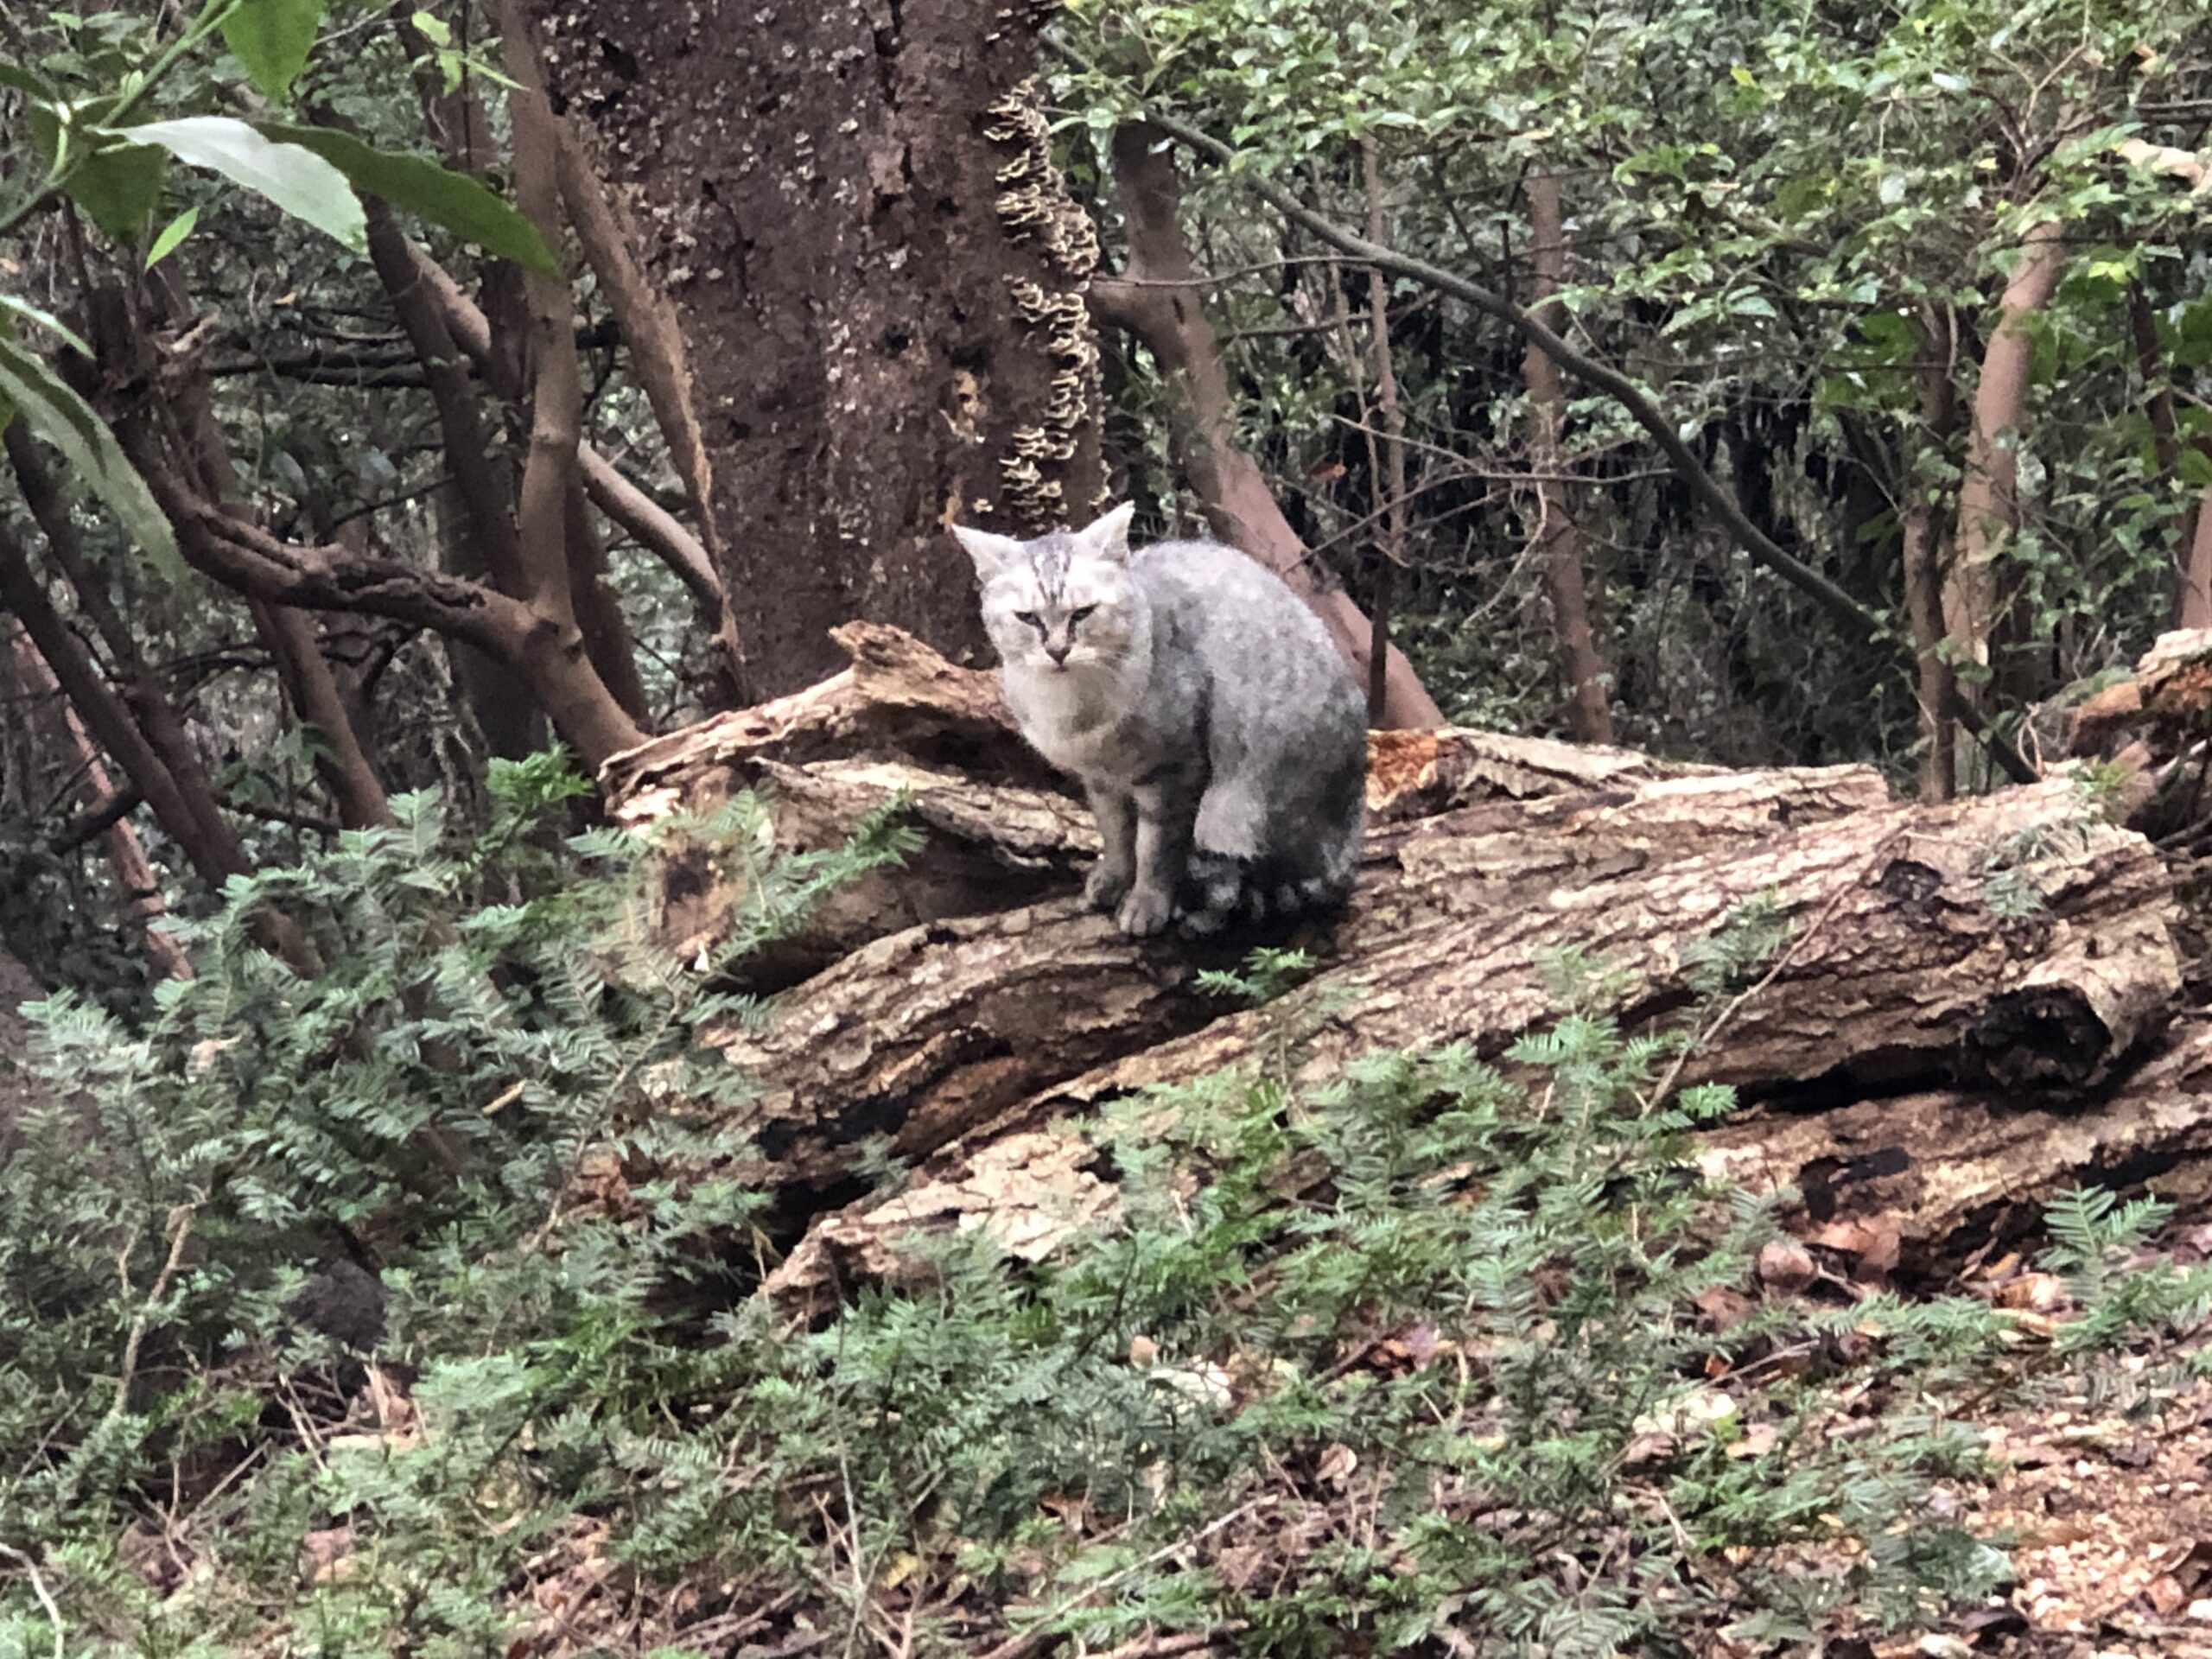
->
1045, 640, 1071, 664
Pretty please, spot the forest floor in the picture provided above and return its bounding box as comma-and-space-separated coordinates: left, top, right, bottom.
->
445, 1313, 2212, 1659
1973, 1377, 2212, 1656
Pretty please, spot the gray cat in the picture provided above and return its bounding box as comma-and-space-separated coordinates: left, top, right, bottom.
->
954, 503, 1367, 938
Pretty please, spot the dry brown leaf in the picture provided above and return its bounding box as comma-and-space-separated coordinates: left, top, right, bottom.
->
1726, 1422, 1780, 1459
1694, 1285, 1758, 1330
1316, 1443, 1359, 1484
1995, 1271, 2070, 1313
1809, 1217, 1901, 1275
302, 1526, 355, 1585
1757, 1237, 1816, 1294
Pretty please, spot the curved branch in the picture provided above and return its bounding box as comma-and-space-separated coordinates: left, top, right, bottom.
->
1099, 126, 1443, 728
1071, 67, 2035, 783
145, 467, 541, 657
142, 467, 648, 769
402, 243, 726, 617
576, 448, 722, 611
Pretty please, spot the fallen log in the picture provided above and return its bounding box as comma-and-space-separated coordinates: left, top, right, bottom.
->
1018, 775, 2177, 1116
1700, 1015, 2212, 1272
699, 761, 1907, 1189
597, 627, 2190, 1291
607, 621, 1731, 982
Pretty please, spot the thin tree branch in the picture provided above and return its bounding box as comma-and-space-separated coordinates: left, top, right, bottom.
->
1064, 58, 2034, 784
404, 243, 727, 616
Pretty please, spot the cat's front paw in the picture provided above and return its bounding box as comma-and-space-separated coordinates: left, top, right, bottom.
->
1084, 861, 1134, 912
1114, 886, 1174, 937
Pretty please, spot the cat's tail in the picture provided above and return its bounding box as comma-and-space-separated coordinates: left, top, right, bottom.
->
1176, 839, 1359, 938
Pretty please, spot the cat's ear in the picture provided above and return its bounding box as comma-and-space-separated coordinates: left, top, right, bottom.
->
952, 524, 1024, 582
1079, 502, 1137, 564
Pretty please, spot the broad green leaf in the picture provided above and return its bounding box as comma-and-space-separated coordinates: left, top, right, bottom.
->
0, 294, 93, 357
0, 60, 54, 99
65, 140, 168, 238
0, 337, 184, 583
220, 0, 324, 97
259, 123, 558, 276
146, 204, 199, 267
409, 8, 451, 47
119, 116, 365, 251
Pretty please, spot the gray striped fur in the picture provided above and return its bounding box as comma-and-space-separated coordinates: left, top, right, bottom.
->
954, 504, 1366, 938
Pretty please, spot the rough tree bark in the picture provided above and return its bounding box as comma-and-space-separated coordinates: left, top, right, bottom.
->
1523, 168, 1614, 744
523, 0, 1105, 699
1089, 124, 1444, 729
595, 626, 2188, 1307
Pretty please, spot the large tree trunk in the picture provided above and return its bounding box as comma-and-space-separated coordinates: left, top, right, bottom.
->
600, 627, 2190, 1306
524, 0, 1105, 699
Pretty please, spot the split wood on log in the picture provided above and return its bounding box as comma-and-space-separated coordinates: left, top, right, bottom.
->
1700, 1014, 2212, 1273
605, 622, 1723, 984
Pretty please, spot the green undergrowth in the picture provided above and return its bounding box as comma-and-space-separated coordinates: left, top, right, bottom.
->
1, 761, 2206, 1658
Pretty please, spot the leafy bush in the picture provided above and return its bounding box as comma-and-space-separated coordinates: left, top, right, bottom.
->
0, 772, 2199, 1656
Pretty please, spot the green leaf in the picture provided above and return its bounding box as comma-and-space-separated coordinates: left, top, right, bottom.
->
2178, 447, 2212, 489
146, 204, 199, 268
0, 294, 93, 358
118, 116, 365, 251
0, 60, 54, 99
409, 8, 451, 47
0, 337, 184, 583
258, 123, 558, 276
64, 140, 168, 238
220, 0, 324, 98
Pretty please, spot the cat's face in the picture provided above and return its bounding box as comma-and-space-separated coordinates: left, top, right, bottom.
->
954, 504, 1145, 675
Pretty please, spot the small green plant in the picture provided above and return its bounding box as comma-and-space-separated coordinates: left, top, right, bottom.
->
0, 764, 2201, 1657
2040, 1185, 2212, 1353
0, 758, 917, 1656
1974, 775, 2119, 920
1681, 887, 1794, 999
1193, 943, 1317, 1005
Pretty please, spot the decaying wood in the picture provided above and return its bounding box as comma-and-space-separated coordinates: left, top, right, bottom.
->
2069, 627, 2212, 761
599, 626, 2195, 1291
709, 773, 2171, 1196
1701, 1016, 2212, 1269
2064, 628, 2212, 846
607, 623, 1721, 978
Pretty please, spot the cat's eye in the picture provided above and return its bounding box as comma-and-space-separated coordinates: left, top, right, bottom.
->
1014, 611, 1044, 630
1068, 605, 1097, 624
